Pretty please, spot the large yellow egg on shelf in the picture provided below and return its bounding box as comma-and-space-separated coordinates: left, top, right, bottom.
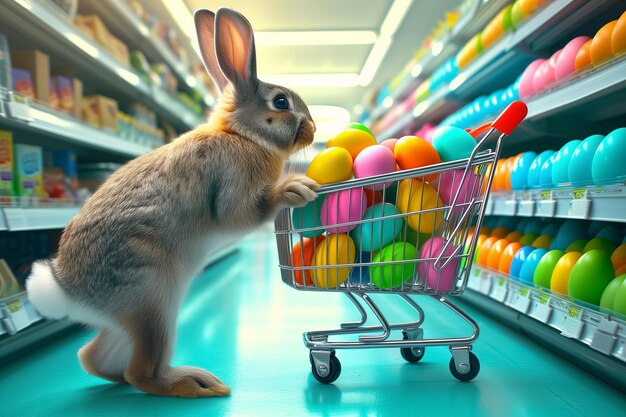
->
481, 7, 507, 49
550, 251, 582, 295
326, 128, 376, 160
397, 179, 444, 234
306, 147, 353, 184
313, 233, 356, 288
590, 20, 617, 66
456, 34, 481, 69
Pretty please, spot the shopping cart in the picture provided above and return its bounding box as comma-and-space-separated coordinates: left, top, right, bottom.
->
274, 101, 528, 383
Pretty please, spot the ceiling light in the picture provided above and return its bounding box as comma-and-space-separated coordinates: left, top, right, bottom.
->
449, 73, 468, 91
431, 41, 444, 57
382, 97, 394, 108
259, 73, 361, 88
255, 31, 377, 46
380, 0, 414, 37
411, 64, 423, 78
160, 0, 194, 39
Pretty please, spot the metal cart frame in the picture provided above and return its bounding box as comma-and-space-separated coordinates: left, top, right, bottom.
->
275, 101, 528, 383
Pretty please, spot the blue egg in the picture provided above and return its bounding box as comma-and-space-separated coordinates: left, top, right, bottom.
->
432, 126, 477, 162
587, 220, 606, 237
568, 134, 604, 186
349, 251, 371, 285
541, 222, 560, 237
518, 248, 549, 284
516, 218, 531, 233
596, 226, 623, 246
527, 151, 555, 189
539, 153, 556, 188
496, 216, 518, 231
352, 203, 403, 252
592, 128, 626, 185
551, 220, 587, 250
510, 246, 536, 278
524, 218, 545, 235
551, 140, 582, 187
510, 152, 538, 190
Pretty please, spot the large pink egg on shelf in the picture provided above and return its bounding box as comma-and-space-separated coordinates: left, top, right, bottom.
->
353, 145, 396, 190
555, 36, 592, 81
433, 169, 480, 207
533, 50, 560, 92
418, 236, 459, 292
321, 188, 367, 233
518, 59, 545, 99
380, 138, 398, 153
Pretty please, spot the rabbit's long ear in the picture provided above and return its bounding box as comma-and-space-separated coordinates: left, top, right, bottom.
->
214, 7, 258, 93
194, 9, 229, 92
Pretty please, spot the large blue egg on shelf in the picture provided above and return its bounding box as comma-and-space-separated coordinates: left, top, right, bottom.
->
510, 152, 538, 190
551, 219, 587, 250
510, 246, 536, 278
568, 134, 604, 186
591, 128, 626, 185
551, 140, 582, 187
539, 153, 556, 188
527, 151, 555, 189
518, 248, 549, 284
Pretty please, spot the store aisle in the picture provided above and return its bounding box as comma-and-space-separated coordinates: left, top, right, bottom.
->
1, 226, 625, 417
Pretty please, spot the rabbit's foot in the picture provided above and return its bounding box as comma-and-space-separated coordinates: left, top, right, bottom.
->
78, 329, 131, 384
277, 174, 319, 207
126, 366, 230, 398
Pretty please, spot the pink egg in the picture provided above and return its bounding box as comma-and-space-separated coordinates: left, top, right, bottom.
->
518, 59, 545, 99
418, 237, 458, 292
555, 36, 592, 81
353, 145, 396, 190
380, 138, 398, 153
320, 188, 367, 233
431, 169, 480, 207
533, 50, 560, 92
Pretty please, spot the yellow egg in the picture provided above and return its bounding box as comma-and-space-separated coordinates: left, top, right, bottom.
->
326, 129, 376, 160
397, 179, 444, 234
306, 147, 353, 184
313, 234, 356, 288
532, 234, 553, 249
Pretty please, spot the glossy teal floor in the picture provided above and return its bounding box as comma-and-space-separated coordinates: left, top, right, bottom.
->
2, 228, 625, 416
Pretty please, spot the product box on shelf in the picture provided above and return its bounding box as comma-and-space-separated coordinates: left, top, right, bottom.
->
51, 76, 74, 113
74, 15, 130, 67
44, 149, 78, 198
0, 130, 14, 196
10, 50, 51, 104
48, 78, 60, 110
11, 69, 34, 99
82, 95, 118, 130
13, 143, 44, 197
0, 33, 11, 90
72, 78, 82, 119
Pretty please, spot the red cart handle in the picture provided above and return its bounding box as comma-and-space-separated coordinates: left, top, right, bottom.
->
468, 101, 528, 138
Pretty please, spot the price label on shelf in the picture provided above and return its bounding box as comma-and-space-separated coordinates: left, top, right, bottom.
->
561, 306, 584, 339
531, 294, 552, 323
467, 269, 481, 292
3, 208, 28, 231
567, 189, 591, 219
510, 286, 531, 313
590, 319, 618, 355
536, 198, 556, 217
5, 298, 31, 333
502, 200, 517, 216
517, 200, 535, 217
491, 276, 507, 302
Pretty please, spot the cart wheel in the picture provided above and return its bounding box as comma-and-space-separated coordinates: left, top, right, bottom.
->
449, 352, 480, 382
401, 346, 425, 363
311, 353, 341, 384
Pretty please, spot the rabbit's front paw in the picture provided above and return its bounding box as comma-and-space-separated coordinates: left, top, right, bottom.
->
278, 174, 319, 207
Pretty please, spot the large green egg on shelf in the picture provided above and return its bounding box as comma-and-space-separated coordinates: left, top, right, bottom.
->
613, 277, 626, 315
533, 250, 563, 288
568, 249, 615, 305
600, 275, 626, 311
583, 237, 616, 254
291, 196, 325, 238
370, 242, 418, 289
566, 239, 587, 253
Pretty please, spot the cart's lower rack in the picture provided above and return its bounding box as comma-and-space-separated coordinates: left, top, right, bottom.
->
485, 183, 626, 223
466, 266, 626, 364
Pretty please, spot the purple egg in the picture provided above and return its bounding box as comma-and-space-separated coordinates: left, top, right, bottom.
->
321, 188, 367, 233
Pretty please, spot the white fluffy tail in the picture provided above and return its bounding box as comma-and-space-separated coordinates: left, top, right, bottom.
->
26, 261, 70, 319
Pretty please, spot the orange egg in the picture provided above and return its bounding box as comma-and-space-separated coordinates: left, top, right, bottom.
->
492, 159, 506, 191
590, 20, 618, 65
477, 236, 499, 266
574, 39, 593, 71
616, 264, 626, 276
394, 136, 442, 181
490, 226, 509, 239
498, 242, 523, 273
520, 0, 548, 17
612, 243, 626, 272
505, 230, 523, 242
504, 155, 521, 190
487, 239, 510, 269
480, 226, 491, 235
482, 163, 493, 194
291, 236, 326, 286
612, 11, 626, 53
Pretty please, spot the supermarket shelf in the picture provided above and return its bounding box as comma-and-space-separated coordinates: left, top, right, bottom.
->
0, 0, 203, 130
0, 206, 80, 232
486, 184, 626, 223
462, 267, 626, 393
0, 97, 152, 158
81, 0, 215, 107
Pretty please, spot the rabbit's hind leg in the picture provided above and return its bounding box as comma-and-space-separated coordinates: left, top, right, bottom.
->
78, 328, 132, 383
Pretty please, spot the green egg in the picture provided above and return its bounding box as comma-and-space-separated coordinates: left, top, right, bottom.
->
568, 250, 615, 306
519, 232, 539, 246
565, 239, 587, 253
348, 122, 375, 140
600, 275, 626, 311
370, 242, 417, 289
533, 250, 563, 288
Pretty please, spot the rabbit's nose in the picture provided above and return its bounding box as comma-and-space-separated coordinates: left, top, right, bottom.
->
311, 120, 317, 133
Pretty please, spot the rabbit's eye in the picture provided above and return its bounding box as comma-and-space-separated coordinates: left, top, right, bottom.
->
272, 94, 289, 110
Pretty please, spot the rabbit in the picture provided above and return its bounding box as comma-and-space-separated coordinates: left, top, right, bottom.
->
25, 7, 319, 398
